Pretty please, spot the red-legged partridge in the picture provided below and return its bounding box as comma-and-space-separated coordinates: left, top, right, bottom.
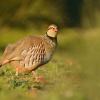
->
0, 24, 58, 79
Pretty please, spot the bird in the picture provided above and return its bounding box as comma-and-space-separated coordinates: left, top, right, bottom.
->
0, 24, 58, 79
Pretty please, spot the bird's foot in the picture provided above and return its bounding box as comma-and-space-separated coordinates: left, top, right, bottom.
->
33, 76, 46, 84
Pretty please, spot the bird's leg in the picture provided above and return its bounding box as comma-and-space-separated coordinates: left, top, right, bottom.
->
32, 70, 40, 82
32, 71, 45, 83
32, 71, 38, 78
15, 67, 19, 76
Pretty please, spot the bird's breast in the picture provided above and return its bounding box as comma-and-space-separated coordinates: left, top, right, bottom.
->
44, 44, 56, 63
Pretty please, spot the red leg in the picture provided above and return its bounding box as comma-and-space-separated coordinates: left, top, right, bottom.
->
15, 67, 19, 76
32, 71, 37, 78
32, 70, 45, 84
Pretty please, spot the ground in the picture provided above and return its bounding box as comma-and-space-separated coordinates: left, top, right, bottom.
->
0, 28, 100, 100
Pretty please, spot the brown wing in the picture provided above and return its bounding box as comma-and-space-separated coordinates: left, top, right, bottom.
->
19, 41, 46, 70
3, 36, 44, 61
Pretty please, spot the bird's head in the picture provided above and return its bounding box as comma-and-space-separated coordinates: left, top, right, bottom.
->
46, 24, 58, 38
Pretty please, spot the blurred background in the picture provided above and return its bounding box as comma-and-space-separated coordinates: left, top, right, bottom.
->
0, 0, 100, 100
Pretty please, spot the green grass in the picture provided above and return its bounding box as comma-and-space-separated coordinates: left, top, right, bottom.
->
0, 28, 100, 100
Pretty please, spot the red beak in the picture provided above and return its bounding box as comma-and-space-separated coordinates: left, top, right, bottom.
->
54, 28, 58, 32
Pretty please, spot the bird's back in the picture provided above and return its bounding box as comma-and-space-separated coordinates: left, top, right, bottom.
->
3, 36, 43, 60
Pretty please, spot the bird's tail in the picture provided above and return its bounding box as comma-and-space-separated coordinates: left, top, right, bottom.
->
0, 57, 22, 67
0, 60, 9, 67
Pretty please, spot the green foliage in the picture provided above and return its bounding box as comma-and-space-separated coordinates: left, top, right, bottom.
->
0, 0, 100, 29
0, 0, 67, 28
82, 0, 100, 28
0, 0, 87, 29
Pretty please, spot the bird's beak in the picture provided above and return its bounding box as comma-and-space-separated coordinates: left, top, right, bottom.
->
54, 28, 58, 33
